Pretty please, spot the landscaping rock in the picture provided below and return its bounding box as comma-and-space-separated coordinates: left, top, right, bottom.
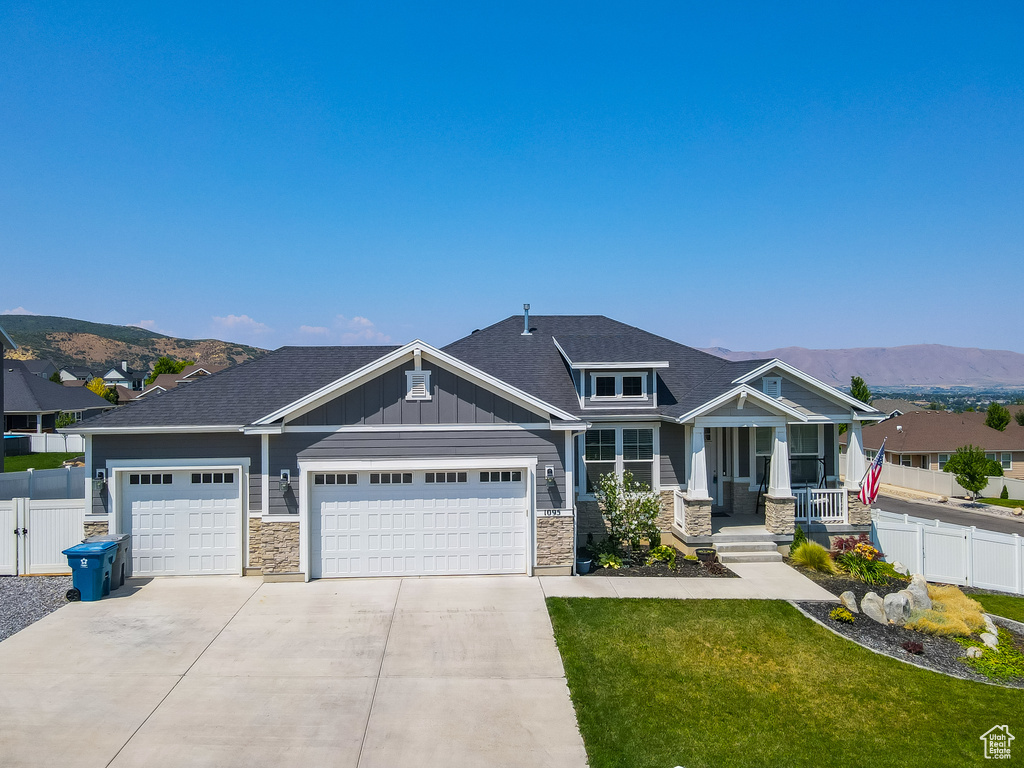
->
884, 592, 911, 626
1014, 507, 1023, 517
984, 615, 998, 636
861, 592, 887, 625
840, 591, 859, 613
905, 574, 932, 611
982, 632, 999, 649
967, 646, 983, 658
892, 561, 910, 576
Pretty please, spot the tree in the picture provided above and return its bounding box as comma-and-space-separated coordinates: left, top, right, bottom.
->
850, 376, 872, 405
87, 377, 118, 405
985, 402, 1011, 431
594, 470, 661, 555
49, 371, 61, 384
943, 444, 1003, 501
145, 357, 195, 386
1016, 410, 1024, 427
55, 411, 77, 429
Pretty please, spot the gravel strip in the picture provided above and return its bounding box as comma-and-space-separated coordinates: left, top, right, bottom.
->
0, 575, 73, 642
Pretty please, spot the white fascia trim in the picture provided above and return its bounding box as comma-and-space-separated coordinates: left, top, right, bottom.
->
243, 424, 285, 435
676, 385, 808, 424
572, 361, 670, 370
281, 422, 551, 433
253, 340, 577, 426
104, 457, 251, 471
548, 420, 591, 431
0, 325, 16, 350
299, 457, 539, 473
70, 425, 245, 435
732, 359, 883, 415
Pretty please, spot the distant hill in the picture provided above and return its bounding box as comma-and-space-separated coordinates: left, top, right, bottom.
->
702, 344, 1024, 390
0, 315, 267, 374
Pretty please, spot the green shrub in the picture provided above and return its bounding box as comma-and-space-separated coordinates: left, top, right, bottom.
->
645, 545, 676, 569
834, 543, 904, 585
1001, 486, 1010, 500
830, 606, 855, 624
599, 553, 623, 570
683, 554, 698, 562
790, 542, 837, 573
791, 525, 807, 551
956, 629, 1024, 681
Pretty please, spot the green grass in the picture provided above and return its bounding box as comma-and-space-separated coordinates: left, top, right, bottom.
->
546, 598, 1024, 768
3, 452, 81, 472
978, 498, 1024, 509
973, 593, 1024, 623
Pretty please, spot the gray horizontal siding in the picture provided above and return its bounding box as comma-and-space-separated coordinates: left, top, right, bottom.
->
91, 433, 261, 516
274, 429, 566, 510
291, 360, 539, 427
704, 401, 773, 418
660, 422, 687, 487
781, 377, 851, 418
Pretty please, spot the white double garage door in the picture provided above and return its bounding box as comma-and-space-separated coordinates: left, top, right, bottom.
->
121, 466, 529, 578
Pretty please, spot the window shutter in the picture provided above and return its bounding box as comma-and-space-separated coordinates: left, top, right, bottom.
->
405, 370, 432, 401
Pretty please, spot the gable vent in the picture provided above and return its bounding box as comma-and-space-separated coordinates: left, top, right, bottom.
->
762, 376, 782, 399
405, 370, 432, 401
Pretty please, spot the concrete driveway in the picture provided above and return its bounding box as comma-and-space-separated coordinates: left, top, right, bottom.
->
0, 576, 587, 768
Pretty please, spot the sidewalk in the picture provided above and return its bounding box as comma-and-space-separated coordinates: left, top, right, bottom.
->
540, 561, 837, 601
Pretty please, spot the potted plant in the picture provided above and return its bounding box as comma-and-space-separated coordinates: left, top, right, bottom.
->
576, 546, 593, 575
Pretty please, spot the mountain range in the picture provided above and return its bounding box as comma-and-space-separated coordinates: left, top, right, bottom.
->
702, 344, 1024, 390
0, 315, 266, 374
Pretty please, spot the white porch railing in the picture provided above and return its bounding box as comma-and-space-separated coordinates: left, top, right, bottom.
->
674, 489, 686, 530
794, 487, 848, 524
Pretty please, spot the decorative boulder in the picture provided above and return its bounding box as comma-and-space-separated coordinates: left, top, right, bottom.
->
967, 646, 983, 658
1014, 508, 1023, 517
981, 632, 999, 649
892, 561, 910, 577
884, 592, 911, 626
905, 574, 932, 610
840, 591, 859, 613
861, 592, 887, 625
984, 615, 998, 636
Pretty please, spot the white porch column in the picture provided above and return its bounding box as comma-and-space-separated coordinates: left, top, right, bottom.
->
768, 425, 792, 497
36, 414, 43, 434
686, 425, 710, 500
845, 421, 867, 490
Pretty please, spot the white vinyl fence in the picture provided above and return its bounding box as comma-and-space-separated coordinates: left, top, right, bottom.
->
28, 433, 86, 454
841, 453, 1024, 500
0, 466, 86, 501
872, 509, 1024, 594
0, 498, 88, 576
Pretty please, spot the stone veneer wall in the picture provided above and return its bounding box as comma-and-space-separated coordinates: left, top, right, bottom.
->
536, 516, 574, 567
846, 490, 871, 526
765, 495, 796, 535
248, 517, 263, 568
682, 496, 712, 537
83, 520, 108, 538
729, 482, 759, 515
657, 491, 675, 533
261, 520, 300, 574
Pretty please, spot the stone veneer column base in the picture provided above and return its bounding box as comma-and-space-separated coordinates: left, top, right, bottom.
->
765, 495, 796, 535
847, 490, 872, 525
248, 517, 263, 569
83, 520, 109, 538
682, 495, 712, 537
536, 516, 574, 568
261, 519, 300, 578
657, 490, 676, 533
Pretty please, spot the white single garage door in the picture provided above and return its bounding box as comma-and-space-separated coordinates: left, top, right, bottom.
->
122, 469, 241, 575
311, 468, 528, 578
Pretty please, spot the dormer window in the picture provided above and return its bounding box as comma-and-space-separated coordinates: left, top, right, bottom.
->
762, 376, 782, 399
590, 372, 648, 400
405, 370, 432, 401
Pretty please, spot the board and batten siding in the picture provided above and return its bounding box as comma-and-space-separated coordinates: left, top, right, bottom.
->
290, 361, 540, 427
90, 433, 261, 516
273, 429, 567, 511
659, 422, 687, 487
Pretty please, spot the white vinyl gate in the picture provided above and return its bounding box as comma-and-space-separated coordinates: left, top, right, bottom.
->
0, 498, 87, 576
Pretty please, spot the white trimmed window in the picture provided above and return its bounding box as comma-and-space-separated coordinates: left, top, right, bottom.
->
405, 370, 432, 401
314, 473, 357, 485
789, 424, 821, 485
989, 452, 1012, 470
583, 426, 656, 493
901, 456, 912, 467
589, 372, 648, 400
938, 453, 949, 470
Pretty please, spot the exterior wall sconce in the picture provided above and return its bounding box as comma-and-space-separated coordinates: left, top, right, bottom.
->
93, 470, 106, 493
279, 469, 291, 494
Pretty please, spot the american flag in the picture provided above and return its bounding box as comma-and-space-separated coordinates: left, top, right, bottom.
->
858, 437, 886, 506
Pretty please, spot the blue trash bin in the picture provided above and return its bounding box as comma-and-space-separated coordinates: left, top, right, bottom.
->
63, 541, 118, 602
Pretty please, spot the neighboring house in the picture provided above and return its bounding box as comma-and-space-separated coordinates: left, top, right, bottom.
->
841, 408, 1024, 480
4, 360, 114, 433
67, 312, 883, 581
21, 359, 59, 381
136, 364, 227, 399
0, 323, 16, 468
870, 398, 931, 420
115, 385, 139, 405
102, 362, 146, 391
59, 366, 95, 383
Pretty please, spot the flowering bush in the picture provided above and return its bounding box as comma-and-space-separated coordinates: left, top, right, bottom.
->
594, 471, 660, 554
852, 542, 881, 561
831, 534, 872, 556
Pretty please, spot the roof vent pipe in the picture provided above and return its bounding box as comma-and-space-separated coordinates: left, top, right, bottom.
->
522, 304, 531, 336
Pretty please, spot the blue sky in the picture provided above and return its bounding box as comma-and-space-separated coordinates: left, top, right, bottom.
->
2, 3, 1022, 352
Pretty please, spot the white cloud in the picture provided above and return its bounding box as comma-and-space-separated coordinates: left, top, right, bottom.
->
212, 314, 271, 334
335, 315, 391, 344
298, 325, 330, 336
2, 307, 35, 315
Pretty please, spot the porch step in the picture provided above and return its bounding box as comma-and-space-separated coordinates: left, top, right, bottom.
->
713, 540, 784, 564
717, 551, 785, 564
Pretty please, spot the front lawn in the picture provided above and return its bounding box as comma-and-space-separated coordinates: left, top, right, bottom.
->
3, 452, 81, 472
978, 498, 1024, 509
547, 598, 1023, 768
973, 593, 1024, 624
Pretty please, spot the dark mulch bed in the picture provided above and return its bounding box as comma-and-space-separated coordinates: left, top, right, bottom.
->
580, 546, 737, 578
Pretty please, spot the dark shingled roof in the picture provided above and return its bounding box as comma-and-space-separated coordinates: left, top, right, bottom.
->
4, 361, 113, 413
443, 315, 770, 419
73, 346, 399, 429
